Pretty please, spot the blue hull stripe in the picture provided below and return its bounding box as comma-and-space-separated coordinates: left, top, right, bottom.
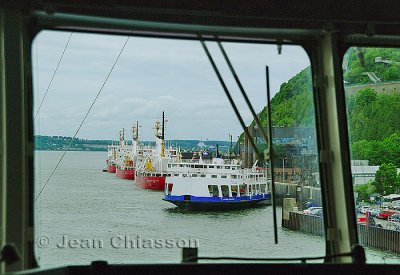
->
164, 194, 271, 203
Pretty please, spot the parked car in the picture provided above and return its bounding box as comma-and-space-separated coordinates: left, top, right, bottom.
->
303, 207, 322, 215
367, 208, 381, 217
358, 206, 371, 214
388, 214, 400, 223
391, 202, 400, 210
310, 208, 323, 217
377, 209, 397, 220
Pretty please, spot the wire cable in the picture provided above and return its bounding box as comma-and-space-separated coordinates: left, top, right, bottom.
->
35, 34, 131, 201
34, 32, 73, 119
216, 41, 271, 156
215, 40, 279, 243
199, 38, 261, 159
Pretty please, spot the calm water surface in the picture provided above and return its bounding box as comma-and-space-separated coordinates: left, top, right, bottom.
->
34, 151, 400, 267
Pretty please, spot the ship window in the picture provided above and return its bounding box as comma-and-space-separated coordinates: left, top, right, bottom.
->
260, 184, 266, 193
231, 175, 237, 179
208, 185, 219, 197
221, 175, 227, 178
167, 183, 173, 195
343, 46, 400, 263
231, 185, 238, 197
192, 174, 198, 177
217, 166, 222, 169
208, 185, 213, 196
239, 185, 247, 197
200, 174, 206, 178
221, 185, 229, 197
252, 184, 256, 195
32, 30, 325, 266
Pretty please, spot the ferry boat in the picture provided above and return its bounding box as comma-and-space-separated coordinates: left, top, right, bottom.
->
163, 158, 271, 210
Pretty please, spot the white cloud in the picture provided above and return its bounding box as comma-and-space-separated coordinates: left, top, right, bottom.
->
33, 31, 310, 141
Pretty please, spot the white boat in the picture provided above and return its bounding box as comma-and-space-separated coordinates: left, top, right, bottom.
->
163, 158, 272, 210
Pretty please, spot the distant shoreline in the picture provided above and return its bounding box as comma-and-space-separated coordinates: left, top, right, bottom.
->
34, 135, 231, 152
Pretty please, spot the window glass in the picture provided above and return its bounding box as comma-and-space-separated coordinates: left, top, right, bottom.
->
221, 185, 229, 197
231, 185, 238, 197
344, 47, 400, 263
239, 185, 247, 197
33, 31, 329, 267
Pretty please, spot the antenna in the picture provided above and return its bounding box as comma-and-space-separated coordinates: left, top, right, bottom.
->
162, 111, 165, 140
136, 121, 139, 140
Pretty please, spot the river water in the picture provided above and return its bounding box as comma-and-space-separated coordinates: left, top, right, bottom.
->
34, 151, 400, 267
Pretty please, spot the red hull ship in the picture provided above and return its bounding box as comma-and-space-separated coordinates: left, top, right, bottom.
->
116, 166, 135, 180
135, 172, 166, 190
134, 112, 174, 191
106, 145, 118, 173
114, 126, 137, 180
107, 164, 116, 173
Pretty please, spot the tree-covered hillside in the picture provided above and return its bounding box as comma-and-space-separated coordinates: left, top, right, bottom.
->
257, 67, 313, 128
344, 48, 400, 84
347, 88, 400, 142
242, 47, 400, 167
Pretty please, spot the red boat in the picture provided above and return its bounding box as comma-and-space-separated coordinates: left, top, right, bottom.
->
106, 145, 118, 173
134, 112, 173, 190
116, 166, 135, 180
116, 154, 135, 180
135, 171, 166, 190
107, 161, 116, 173
114, 127, 137, 180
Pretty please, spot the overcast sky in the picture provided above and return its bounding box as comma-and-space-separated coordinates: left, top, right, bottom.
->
32, 30, 310, 141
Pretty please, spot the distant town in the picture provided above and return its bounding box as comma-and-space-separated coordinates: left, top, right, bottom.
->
34, 135, 231, 152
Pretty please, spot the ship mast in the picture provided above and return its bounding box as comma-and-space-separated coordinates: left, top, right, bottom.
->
132, 121, 139, 153
161, 111, 165, 157
154, 112, 165, 157
120, 128, 125, 148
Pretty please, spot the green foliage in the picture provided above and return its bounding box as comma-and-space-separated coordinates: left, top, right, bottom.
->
239, 48, 400, 170
355, 182, 376, 201
269, 67, 314, 127
344, 48, 400, 84
347, 88, 400, 142
372, 163, 400, 195
351, 134, 400, 167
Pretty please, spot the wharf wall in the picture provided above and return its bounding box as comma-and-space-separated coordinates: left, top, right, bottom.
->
282, 209, 400, 253
274, 182, 322, 207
